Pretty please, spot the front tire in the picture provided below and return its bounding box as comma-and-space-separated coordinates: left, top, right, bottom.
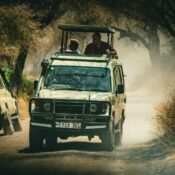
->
115, 120, 123, 146
101, 122, 115, 151
29, 126, 43, 151
45, 135, 57, 148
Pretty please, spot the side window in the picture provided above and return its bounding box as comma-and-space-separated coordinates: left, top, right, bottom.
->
118, 66, 124, 85
113, 66, 124, 91
117, 68, 122, 85
113, 67, 117, 90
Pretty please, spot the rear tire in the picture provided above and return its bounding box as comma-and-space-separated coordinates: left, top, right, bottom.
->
29, 126, 43, 151
2, 113, 14, 135
115, 120, 123, 146
12, 117, 22, 132
101, 122, 115, 151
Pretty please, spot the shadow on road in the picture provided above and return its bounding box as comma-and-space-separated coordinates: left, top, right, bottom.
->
0, 133, 5, 137
1, 135, 175, 175
18, 134, 175, 162
19, 141, 104, 154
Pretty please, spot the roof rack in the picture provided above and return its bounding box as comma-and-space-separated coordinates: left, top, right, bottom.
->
51, 52, 118, 63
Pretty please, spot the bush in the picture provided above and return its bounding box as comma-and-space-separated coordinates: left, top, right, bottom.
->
17, 75, 34, 98
156, 90, 175, 134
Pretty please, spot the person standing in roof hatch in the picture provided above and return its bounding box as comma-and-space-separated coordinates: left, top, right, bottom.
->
67, 39, 80, 54
84, 32, 116, 55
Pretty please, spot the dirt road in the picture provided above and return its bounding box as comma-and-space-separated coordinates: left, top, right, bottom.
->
0, 94, 175, 175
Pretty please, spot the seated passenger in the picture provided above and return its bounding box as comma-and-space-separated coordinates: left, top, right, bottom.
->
84, 32, 116, 55
67, 39, 79, 54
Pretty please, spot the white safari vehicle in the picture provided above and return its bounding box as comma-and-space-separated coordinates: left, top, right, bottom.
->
0, 69, 22, 135
29, 25, 126, 151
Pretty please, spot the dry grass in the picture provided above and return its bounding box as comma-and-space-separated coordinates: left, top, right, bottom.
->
156, 91, 175, 134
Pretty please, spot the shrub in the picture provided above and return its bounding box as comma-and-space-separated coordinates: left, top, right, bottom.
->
17, 75, 34, 98
156, 91, 175, 134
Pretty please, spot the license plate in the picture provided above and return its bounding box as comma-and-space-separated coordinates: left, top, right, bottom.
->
55, 122, 81, 129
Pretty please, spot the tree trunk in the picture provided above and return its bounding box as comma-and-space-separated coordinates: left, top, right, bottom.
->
14, 44, 29, 86
147, 25, 160, 67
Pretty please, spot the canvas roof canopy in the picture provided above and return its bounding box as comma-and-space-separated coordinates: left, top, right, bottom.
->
58, 24, 115, 33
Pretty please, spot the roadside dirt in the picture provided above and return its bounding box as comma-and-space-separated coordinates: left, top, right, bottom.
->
0, 94, 175, 175
18, 97, 29, 119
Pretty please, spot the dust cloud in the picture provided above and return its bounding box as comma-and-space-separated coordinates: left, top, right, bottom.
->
115, 33, 175, 96
114, 33, 175, 145
115, 36, 151, 91
115, 35, 160, 145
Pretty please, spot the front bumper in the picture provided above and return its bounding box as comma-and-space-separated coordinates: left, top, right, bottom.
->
30, 113, 110, 137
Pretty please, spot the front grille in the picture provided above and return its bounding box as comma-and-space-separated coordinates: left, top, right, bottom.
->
55, 102, 84, 114
55, 115, 82, 121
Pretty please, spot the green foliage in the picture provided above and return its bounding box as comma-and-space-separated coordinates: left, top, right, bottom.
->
17, 75, 34, 97
4, 66, 12, 82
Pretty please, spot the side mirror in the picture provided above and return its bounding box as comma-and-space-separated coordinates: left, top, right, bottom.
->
34, 80, 38, 90
116, 84, 124, 95
41, 59, 49, 76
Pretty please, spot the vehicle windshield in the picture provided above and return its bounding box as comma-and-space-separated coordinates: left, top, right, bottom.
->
44, 66, 111, 92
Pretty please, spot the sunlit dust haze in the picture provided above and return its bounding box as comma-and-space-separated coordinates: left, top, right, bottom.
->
115, 35, 160, 145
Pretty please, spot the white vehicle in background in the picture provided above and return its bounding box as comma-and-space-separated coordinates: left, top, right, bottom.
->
0, 69, 22, 135
29, 25, 126, 151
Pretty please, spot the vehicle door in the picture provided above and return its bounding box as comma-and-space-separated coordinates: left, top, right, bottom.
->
113, 66, 125, 124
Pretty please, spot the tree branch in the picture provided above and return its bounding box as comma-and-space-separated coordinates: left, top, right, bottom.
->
113, 26, 150, 50
149, 0, 175, 37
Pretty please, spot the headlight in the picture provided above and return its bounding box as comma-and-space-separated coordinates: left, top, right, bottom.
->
90, 104, 97, 113
43, 103, 51, 112
30, 99, 52, 113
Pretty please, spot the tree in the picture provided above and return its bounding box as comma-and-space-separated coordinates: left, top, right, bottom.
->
0, 5, 35, 86
93, 0, 166, 66
145, 0, 175, 38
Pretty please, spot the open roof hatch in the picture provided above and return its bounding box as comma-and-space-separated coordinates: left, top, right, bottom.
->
58, 24, 116, 53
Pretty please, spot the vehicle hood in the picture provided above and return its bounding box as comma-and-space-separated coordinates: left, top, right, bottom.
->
39, 89, 115, 102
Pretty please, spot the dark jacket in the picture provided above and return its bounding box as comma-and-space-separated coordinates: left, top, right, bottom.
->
84, 41, 115, 55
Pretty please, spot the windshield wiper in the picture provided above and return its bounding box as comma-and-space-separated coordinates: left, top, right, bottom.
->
57, 73, 106, 78
84, 88, 109, 92
48, 88, 83, 91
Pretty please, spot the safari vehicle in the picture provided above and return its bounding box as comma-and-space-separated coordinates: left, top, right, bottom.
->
0, 69, 22, 135
29, 25, 126, 151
